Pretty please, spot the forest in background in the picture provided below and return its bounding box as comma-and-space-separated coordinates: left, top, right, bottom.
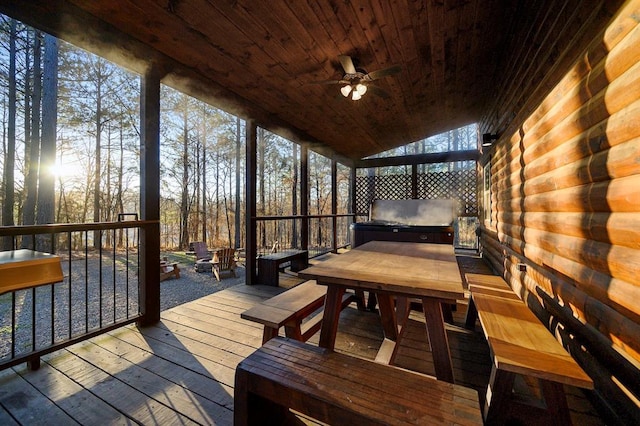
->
0, 16, 477, 253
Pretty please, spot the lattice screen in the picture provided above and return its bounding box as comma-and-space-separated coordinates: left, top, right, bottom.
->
356, 169, 477, 216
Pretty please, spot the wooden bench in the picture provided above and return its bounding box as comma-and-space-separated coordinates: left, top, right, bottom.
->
241, 280, 355, 344
234, 337, 483, 425
463, 272, 518, 329
257, 249, 308, 286
472, 290, 593, 425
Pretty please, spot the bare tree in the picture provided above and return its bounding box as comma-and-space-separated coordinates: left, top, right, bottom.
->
1, 19, 17, 250
22, 30, 42, 231
35, 34, 58, 237
234, 117, 242, 249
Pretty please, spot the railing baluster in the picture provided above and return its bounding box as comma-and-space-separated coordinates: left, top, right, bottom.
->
113, 231, 117, 323
51, 276, 55, 345
11, 292, 16, 358
31, 287, 36, 351
99, 230, 103, 329
68, 230, 72, 339
85, 230, 89, 334
126, 227, 130, 318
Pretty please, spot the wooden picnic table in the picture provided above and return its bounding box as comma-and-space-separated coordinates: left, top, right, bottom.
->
299, 240, 464, 383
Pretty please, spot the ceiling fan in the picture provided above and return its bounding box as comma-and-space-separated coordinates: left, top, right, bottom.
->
312, 55, 401, 100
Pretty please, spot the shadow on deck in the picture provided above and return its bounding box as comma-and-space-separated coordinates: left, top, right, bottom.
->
0, 260, 603, 425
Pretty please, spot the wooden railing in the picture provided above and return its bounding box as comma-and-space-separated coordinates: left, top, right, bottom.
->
254, 214, 355, 258
0, 220, 155, 371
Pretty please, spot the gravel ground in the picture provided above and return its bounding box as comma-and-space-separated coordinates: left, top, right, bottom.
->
0, 251, 246, 360
159, 251, 246, 311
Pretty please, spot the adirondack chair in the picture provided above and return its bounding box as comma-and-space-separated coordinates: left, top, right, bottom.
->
193, 241, 213, 272
160, 258, 180, 281
211, 248, 237, 281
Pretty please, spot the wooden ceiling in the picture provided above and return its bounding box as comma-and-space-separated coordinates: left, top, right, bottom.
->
0, 1, 610, 162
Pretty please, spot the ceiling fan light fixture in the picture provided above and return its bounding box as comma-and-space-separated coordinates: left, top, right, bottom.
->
355, 83, 367, 96
351, 90, 362, 101
340, 85, 352, 97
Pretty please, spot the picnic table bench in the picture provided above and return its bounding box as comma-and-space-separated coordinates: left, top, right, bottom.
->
234, 337, 482, 425
241, 280, 356, 344
257, 249, 308, 286
458, 258, 593, 425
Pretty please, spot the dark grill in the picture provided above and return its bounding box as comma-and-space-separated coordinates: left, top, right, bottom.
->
350, 199, 457, 248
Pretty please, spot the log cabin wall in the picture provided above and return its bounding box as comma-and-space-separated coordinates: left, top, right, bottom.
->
478, 1, 640, 423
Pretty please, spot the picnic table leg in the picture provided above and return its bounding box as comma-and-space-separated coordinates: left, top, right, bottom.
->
539, 379, 571, 425
284, 322, 303, 341
483, 366, 515, 425
234, 365, 289, 426
422, 297, 455, 383
318, 285, 345, 350
262, 326, 279, 345
377, 294, 399, 341
464, 297, 478, 329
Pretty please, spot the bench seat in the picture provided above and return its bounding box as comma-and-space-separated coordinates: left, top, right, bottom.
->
463, 272, 519, 329
258, 249, 309, 286
234, 337, 482, 425
241, 280, 355, 344
472, 291, 593, 425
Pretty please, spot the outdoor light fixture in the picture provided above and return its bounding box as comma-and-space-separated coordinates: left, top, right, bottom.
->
340, 83, 368, 100
355, 83, 367, 96
482, 133, 499, 146
340, 85, 352, 97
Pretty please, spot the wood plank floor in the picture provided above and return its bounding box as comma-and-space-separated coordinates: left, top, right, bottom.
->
0, 261, 604, 425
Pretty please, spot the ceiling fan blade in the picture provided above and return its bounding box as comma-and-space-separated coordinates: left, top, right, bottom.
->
367, 85, 390, 99
367, 64, 402, 81
308, 79, 346, 85
338, 55, 357, 74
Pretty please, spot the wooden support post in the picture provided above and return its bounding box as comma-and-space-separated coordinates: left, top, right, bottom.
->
138, 68, 162, 326
411, 164, 418, 199
349, 166, 357, 221
300, 144, 309, 252
331, 159, 338, 253
246, 121, 258, 284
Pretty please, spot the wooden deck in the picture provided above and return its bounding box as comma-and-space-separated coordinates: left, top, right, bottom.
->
0, 258, 604, 425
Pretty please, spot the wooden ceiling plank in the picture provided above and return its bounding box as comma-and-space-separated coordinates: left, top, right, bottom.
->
426, 0, 446, 123
209, 1, 321, 76
368, 0, 416, 140
171, 1, 363, 147
9, 0, 598, 161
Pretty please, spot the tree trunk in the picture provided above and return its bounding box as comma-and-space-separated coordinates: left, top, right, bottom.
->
234, 117, 242, 249
214, 151, 220, 242
35, 34, 58, 251
292, 143, 298, 248
93, 74, 102, 248
2, 19, 17, 250
258, 128, 266, 249
116, 117, 125, 247
201, 116, 207, 244
452, 128, 460, 171
194, 135, 201, 242
180, 104, 190, 249
23, 30, 42, 230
